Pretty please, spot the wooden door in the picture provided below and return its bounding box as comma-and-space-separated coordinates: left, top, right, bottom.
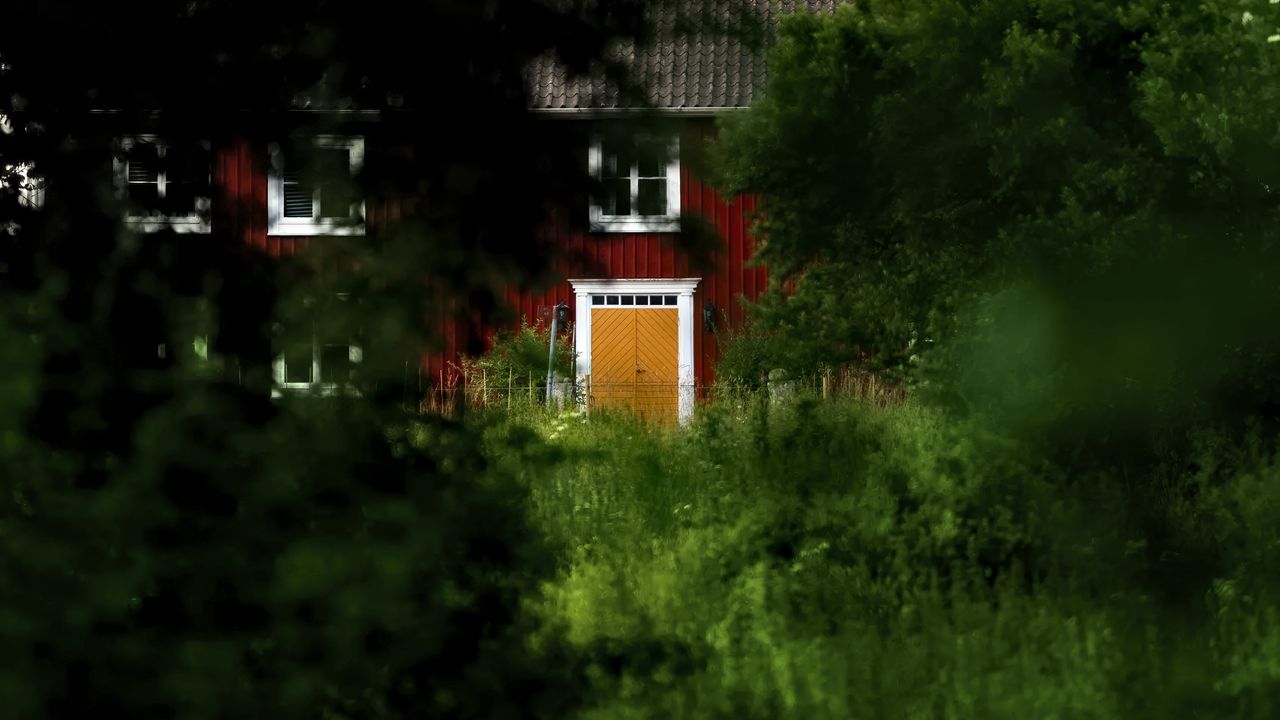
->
591, 309, 638, 413
591, 307, 679, 423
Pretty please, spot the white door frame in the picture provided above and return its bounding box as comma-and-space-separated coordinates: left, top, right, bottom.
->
569, 278, 701, 424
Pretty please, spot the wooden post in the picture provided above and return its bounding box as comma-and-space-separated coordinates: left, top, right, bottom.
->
585, 374, 591, 418
822, 369, 831, 400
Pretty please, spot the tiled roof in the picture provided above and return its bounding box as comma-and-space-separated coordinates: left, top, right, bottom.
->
528, 0, 839, 110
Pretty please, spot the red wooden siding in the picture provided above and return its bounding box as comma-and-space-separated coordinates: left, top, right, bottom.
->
216, 139, 309, 258
213, 119, 767, 397
469, 120, 767, 394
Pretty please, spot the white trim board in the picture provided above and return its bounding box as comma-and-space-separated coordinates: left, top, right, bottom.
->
569, 278, 700, 425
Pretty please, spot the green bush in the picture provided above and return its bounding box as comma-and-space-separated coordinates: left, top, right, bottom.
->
461, 319, 576, 403
712, 321, 792, 393
487, 395, 1280, 719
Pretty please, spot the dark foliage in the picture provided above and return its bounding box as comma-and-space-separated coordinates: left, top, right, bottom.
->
0, 1, 699, 717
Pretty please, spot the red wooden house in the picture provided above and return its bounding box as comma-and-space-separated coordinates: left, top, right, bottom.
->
103, 0, 837, 424
511, 0, 837, 422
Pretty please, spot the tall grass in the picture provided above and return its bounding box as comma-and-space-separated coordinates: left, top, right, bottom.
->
472, 392, 1280, 719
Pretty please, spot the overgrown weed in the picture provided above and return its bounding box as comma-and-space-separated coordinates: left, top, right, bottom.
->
466, 391, 1280, 718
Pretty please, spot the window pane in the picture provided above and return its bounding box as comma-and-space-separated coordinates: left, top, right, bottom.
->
162, 180, 196, 215
164, 143, 210, 212
635, 295, 648, 306
664, 295, 676, 305
592, 296, 604, 306
637, 179, 666, 216
601, 138, 632, 179
165, 144, 208, 186
161, 141, 207, 215
126, 144, 160, 183
283, 174, 313, 218
637, 137, 669, 178
126, 142, 161, 213
621, 295, 634, 306
320, 344, 354, 384
313, 149, 353, 220
314, 149, 349, 178
284, 345, 312, 383
128, 184, 160, 213
318, 182, 354, 219
604, 178, 630, 216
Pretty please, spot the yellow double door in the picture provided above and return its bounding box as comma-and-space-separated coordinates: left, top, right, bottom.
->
591, 308, 679, 424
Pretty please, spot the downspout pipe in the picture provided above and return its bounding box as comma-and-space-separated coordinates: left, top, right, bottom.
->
546, 301, 569, 405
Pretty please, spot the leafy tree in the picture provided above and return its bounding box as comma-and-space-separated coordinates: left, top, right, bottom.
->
0, 1, 716, 717
715, 0, 1280, 441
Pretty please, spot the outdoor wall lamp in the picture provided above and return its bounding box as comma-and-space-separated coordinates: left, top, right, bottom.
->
555, 300, 570, 327
703, 302, 717, 333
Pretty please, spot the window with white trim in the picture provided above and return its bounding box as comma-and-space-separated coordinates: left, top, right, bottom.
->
2, 161, 44, 237
268, 136, 365, 236
3, 162, 44, 209
272, 297, 363, 396
113, 136, 212, 233
589, 132, 680, 232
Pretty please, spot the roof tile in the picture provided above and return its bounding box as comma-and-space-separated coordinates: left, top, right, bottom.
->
528, 0, 838, 110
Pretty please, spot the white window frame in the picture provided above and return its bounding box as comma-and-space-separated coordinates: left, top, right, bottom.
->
569, 278, 700, 425
272, 295, 363, 397
267, 135, 365, 236
588, 132, 681, 233
112, 135, 211, 233
272, 334, 364, 397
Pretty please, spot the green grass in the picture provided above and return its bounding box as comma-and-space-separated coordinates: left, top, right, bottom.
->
472, 394, 1280, 719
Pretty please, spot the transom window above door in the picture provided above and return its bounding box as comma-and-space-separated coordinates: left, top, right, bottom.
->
589, 131, 680, 233
591, 294, 678, 306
